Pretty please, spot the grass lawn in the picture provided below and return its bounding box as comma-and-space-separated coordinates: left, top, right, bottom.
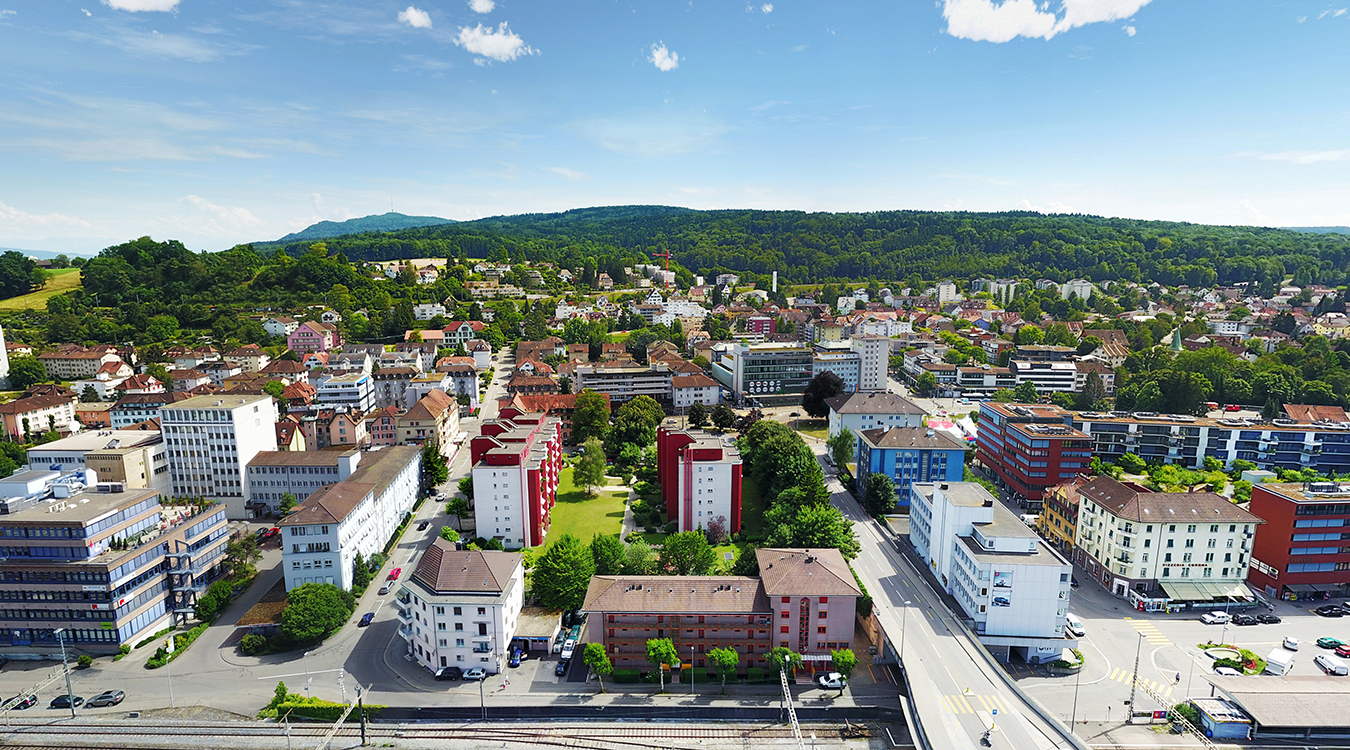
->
607, 331, 631, 343
794, 418, 829, 441
548, 467, 627, 547
0, 268, 81, 311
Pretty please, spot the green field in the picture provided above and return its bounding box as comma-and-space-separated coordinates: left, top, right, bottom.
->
547, 467, 627, 547
794, 418, 829, 441
0, 268, 82, 311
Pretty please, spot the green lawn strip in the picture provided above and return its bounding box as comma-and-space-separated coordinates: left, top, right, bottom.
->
548, 467, 626, 547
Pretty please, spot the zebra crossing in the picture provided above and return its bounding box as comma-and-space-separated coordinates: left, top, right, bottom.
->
1108, 667, 1174, 698
939, 693, 1010, 714
1123, 617, 1171, 646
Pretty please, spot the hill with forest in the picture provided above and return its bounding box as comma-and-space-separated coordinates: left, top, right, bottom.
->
274, 212, 454, 243
1288, 227, 1350, 235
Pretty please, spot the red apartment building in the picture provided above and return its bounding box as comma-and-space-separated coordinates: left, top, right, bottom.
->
1248, 481, 1350, 600
657, 426, 743, 535
976, 402, 1093, 513
469, 413, 562, 549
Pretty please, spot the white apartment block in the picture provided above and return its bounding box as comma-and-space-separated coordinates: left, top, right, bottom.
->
573, 361, 675, 404
825, 392, 927, 439
910, 481, 1073, 661
936, 280, 962, 304
279, 445, 421, 590
1060, 279, 1096, 301
160, 394, 278, 519
1009, 360, 1077, 393
314, 372, 375, 413
670, 374, 721, 410
850, 335, 890, 392
398, 543, 524, 677
657, 426, 743, 534
413, 303, 448, 321
245, 449, 361, 513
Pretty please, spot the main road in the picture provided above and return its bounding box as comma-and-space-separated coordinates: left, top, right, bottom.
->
813, 442, 1082, 750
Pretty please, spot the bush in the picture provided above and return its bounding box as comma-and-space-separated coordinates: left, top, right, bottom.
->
1170, 701, 1201, 728
136, 627, 173, 649
241, 634, 268, 655
680, 667, 709, 683
76, 654, 93, 669
273, 698, 384, 722
612, 668, 641, 684
849, 564, 874, 618
747, 666, 767, 684
145, 623, 209, 669
663, 521, 677, 535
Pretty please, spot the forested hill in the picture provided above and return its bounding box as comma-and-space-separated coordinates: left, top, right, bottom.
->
256, 206, 1350, 291
273, 212, 454, 243
1288, 227, 1350, 235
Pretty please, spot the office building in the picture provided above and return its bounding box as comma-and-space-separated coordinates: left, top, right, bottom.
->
26, 429, 169, 491
279, 445, 421, 590
709, 342, 814, 406
160, 394, 278, 519
856, 426, 966, 509
909, 482, 1074, 661
313, 372, 374, 413
1246, 482, 1350, 601
469, 413, 563, 549
976, 402, 1093, 510
110, 392, 193, 428
850, 335, 889, 392
245, 449, 361, 513
1009, 360, 1077, 393
656, 426, 743, 535
397, 542, 524, 677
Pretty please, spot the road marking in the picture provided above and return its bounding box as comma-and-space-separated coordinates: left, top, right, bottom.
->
1109, 670, 1174, 699
1109, 667, 1121, 681
258, 668, 344, 680
940, 694, 1005, 714
1123, 618, 1171, 646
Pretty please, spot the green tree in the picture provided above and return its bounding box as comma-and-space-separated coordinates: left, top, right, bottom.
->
278, 492, 298, 515
830, 648, 859, 695
645, 638, 679, 693
439, 526, 460, 543
446, 496, 472, 529
574, 437, 607, 496
1013, 380, 1039, 403
533, 534, 595, 610
915, 371, 938, 396
763, 502, 860, 559
800, 371, 846, 418
1076, 371, 1107, 410
80, 385, 100, 403
862, 472, 896, 517
193, 579, 233, 622
6, 356, 45, 390
571, 389, 611, 444
1118, 453, 1147, 474
146, 314, 180, 342
659, 530, 717, 575
422, 442, 449, 487
583, 642, 613, 693
591, 532, 625, 575
622, 538, 656, 574
767, 646, 802, 677
1262, 396, 1282, 421
710, 403, 737, 430
708, 646, 740, 694
608, 395, 665, 448
1015, 325, 1044, 346
351, 552, 373, 591
457, 476, 475, 502
279, 583, 355, 644
827, 428, 855, 469
687, 401, 708, 428
225, 534, 262, 578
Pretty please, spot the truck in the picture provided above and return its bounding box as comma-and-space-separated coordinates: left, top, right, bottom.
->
1265, 647, 1295, 676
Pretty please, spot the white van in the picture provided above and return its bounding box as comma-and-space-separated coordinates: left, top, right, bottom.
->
1315, 654, 1349, 676
1265, 648, 1295, 675
1065, 613, 1085, 638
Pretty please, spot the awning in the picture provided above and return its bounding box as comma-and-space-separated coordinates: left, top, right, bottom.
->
1161, 581, 1254, 602
1160, 581, 1206, 601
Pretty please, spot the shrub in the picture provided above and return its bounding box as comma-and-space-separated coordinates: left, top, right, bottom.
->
663, 521, 677, 534
76, 654, 93, 669
1170, 702, 1201, 728
241, 634, 268, 655
680, 668, 709, 683
612, 668, 641, 684
849, 564, 874, 618
747, 666, 767, 683
145, 623, 208, 669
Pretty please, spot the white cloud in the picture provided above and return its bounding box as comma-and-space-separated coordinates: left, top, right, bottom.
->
648, 42, 679, 71
1236, 149, 1350, 165
81, 9, 92, 16
0, 10, 15, 18
791, 43, 808, 52
940, 0, 1153, 43
468, 0, 495, 13
543, 167, 587, 181
454, 23, 537, 62
181, 195, 260, 228
100, 0, 180, 11
1318, 8, 1348, 18
1240, 200, 1271, 226
1018, 198, 1075, 213
1123, 24, 1136, 35
761, 3, 773, 13
0, 200, 92, 230
398, 6, 432, 29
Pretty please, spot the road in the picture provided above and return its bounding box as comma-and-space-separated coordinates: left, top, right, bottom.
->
814, 441, 1076, 750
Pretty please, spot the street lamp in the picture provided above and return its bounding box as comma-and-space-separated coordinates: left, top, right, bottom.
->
900, 600, 913, 663
54, 628, 75, 719
478, 674, 486, 720
690, 644, 696, 696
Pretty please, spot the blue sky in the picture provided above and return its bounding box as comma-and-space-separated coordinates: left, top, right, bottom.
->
0, 0, 1347, 254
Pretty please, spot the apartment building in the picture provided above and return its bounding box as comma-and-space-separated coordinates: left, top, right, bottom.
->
37, 346, 122, 380
469, 414, 563, 549
111, 392, 193, 428
573, 361, 676, 404
0, 393, 80, 439
373, 367, 417, 410
0, 485, 229, 653
976, 402, 1093, 511
287, 321, 341, 354
709, 342, 814, 406
909, 482, 1074, 661
264, 316, 299, 337
160, 394, 279, 519
656, 426, 743, 535
825, 392, 926, 439
312, 372, 374, 414
245, 449, 361, 513
581, 547, 860, 671
405, 372, 452, 409
856, 427, 966, 510
26, 429, 169, 491
1073, 476, 1262, 603
279, 445, 421, 590
364, 405, 400, 448
811, 341, 860, 392
850, 335, 889, 392
1040, 474, 1088, 554
1073, 361, 1116, 395
397, 542, 524, 676
413, 302, 447, 321
1009, 360, 1077, 393
671, 374, 720, 410
224, 345, 271, 373
1246, 482, 1350, 600
397, 390, 461, 459
497, 393, 610, 446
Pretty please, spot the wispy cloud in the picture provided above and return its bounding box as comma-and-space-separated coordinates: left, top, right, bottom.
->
648, 42, 679, 71
1318, 8, 1348, 18
454, 23, 538, 62
0, 200, 92, 230
181, 195, 260, 229
1234, 149, 1350, 164
468, 0, 495, 13
66, 22, 258, 62
1019, 198, 1075, 213
101, 0, 179, 11
575, 114, 727, 158
1240, 200, 1271, 225
0, 10, 15, 18
761, 3, 774, 13
940, 0, 1153, 43
394, 54, 453, 75
398, 6, 432, 29
791, 43, 808, 52
543, 167, 587, 181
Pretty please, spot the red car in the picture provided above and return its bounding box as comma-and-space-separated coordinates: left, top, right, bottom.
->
387, 567, 402, 581
1224, 404, 1242, 412
267, 528, 280, 538
1336, 644, 1350, 659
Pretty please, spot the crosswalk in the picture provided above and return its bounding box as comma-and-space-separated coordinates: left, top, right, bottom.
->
939, 693, 1010, 714
1108, 667, 1175, 698
1124, 617, 1171, 646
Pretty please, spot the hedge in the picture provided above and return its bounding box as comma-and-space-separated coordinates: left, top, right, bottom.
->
145, 622, 208, 669
679, 668, 710, 684
276, 699, 384, 722
612, 669, 641, 684
747, 666, 768, 684
848, 564, 874, 618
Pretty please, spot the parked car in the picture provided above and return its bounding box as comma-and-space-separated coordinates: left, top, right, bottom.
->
1070, 577, 1080, 588
1213, 666, 1241, 676
1200, 611, 1230, 625
1256, 613, 1282, 625
417, 521, 429, 531
556, 659, 570, 677
1315, 654, 1350, 675
1064, 613, 1086, 638
5, 694, 36, 710
1284, 636, 1301, 651
266, 528, 280, 538
814, 672, 847, 689
255, 527, 269, 539
463, 668, 487, 681
1232, 614, 1258, 626
1315, 605, 1346, 617
508, 649, 522, 668
1316, 637, 1343, 649
1336, 644, 1350, 659
49, 695, 84, 709
387, 568, 402, 581
358, 613, 375, 627
560, 639, 577, 660
434, 666, 462, 681
1224, 404, 1242, 412
86, 690, 124, 708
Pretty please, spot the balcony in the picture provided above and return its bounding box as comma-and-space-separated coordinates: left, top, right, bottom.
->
472, 645, 492, 653
396, 608, 412, 623
398, 625, 413, 637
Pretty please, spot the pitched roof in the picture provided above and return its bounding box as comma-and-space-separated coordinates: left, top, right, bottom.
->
403, 389, 455, 421
582, 575, 770, 614
671, 373, 719, 389
1282, 404, 1349, 424
0, 393, 74, 414
411, 539, 521, 594
279, 482, 375, 525
1077, 475, 1264, 524
858, 426, 967, 451
825, 392, 926, 415
754, 548, 863, 598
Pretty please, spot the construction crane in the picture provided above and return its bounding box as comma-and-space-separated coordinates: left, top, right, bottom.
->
648, 249, 673, 288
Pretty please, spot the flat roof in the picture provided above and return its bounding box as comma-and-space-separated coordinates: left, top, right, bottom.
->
514, 606, 563, 639
4, 487, 161, 524
28, 430, 161, 453
1209, 676, 1350, 728
161, 393, 271, 410
915, 481, 995, 508
1254, 482, 1350, 504
958, 535, 1067, 567
981, 501, 1040, 539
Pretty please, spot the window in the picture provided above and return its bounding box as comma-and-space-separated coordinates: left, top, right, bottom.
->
1185, 539, 1194, 548
477, 623, 488, 636
1166, 539, 1174, 548
780, 626, 789, 634
1187, 524, 1197, 533
477, 607, 486, 616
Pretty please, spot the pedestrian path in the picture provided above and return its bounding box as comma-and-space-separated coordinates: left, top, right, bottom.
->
1106, 667, 1174, 698
1123, 617, 1170, 646
938, 693, 1010, 714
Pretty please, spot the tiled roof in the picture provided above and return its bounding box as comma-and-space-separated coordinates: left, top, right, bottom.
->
411, 539, 521, 594
583, 575, 769, 614
279, 482, 375, 525
825, 392, 926, 415
858, 426, 967, 451
755, 548, 863, 598
1078, 476, 1264, 525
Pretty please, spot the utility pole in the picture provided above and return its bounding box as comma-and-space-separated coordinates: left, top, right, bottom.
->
54, 628, 75, 719
356, 686, 367, 746
1126, 633, 1141, 724
1070, 649, 1082, 727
